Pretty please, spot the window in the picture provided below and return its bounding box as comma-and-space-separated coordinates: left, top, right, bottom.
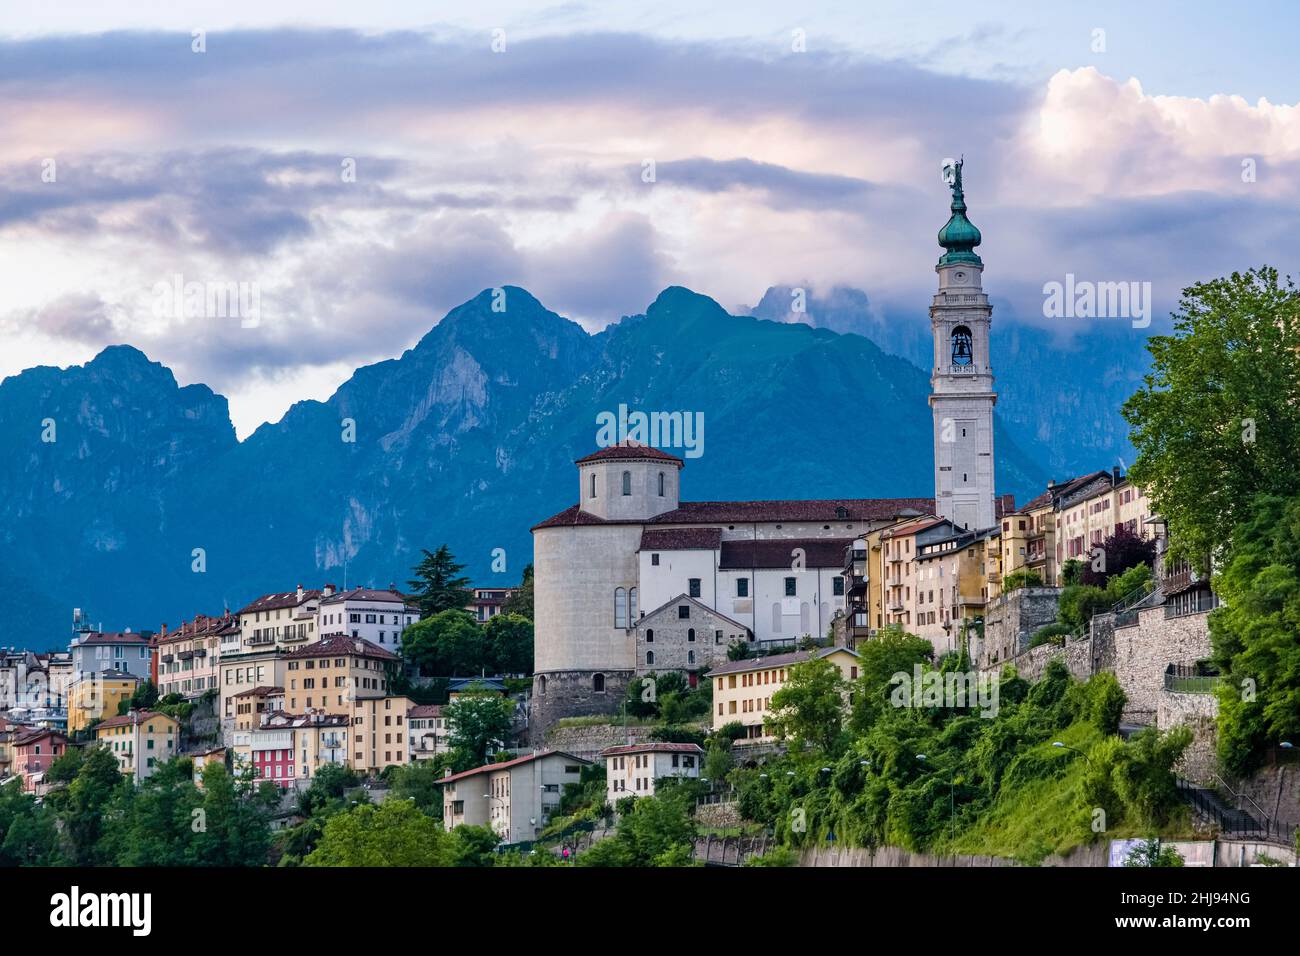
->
645, 628, 654, 643
688, 578, 701, 598
646, 651, 655, 666
688, 650, 695, 664
622, 471, 632, 496
687, 628, 695, 643
736, 578, 749, 597
715, 629, 723, 644
951, 325, 973, 366
615, 588, 628, 628
589, 472, 597, 498
593, 673, 606, 693
678, 605, 690, 619
784, 577, 796, 596
658, 472, 665, 497
651, 553, 660, 566
630, 587, 638, 620
833, 576, 844, 596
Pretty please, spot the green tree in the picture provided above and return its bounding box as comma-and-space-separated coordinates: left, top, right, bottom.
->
387, 760, 445, 815
55, 745, 127, 865
850, 628, 933, 731
1209, 494, 1300, 774
766, 657, 848, 754
401, 609, 487, 677
484, 613, 533, 674
407, 545, 472, 617
304, 799, 454, 866
501, 564, 534, 620
191, 762, 273, 866
1123, 267, 1300, 566
129, 679, 161, 711
0, 778, 59, 865
1124, 838, 1185, 868
445, 690, 515, 765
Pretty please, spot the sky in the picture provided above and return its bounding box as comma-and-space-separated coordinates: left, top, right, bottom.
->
1, 1, 1298, 437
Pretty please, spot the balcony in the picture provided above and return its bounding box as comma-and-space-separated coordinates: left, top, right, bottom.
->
160, 654, 174, 664
246, 634, 274, 647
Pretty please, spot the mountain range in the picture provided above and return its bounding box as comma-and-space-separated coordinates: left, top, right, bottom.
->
0, 284, 1150, 645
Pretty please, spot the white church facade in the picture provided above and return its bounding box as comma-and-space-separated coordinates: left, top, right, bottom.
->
528, 160, 1000, 734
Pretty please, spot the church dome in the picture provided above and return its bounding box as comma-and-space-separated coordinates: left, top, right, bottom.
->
938, 160, 983, 266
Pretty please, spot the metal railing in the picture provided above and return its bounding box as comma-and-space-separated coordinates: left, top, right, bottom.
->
1177, 777, 1298, 847
1163, 663, 1221, 694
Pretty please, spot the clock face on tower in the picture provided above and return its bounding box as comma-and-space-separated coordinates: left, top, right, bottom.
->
952, 270, 969, 285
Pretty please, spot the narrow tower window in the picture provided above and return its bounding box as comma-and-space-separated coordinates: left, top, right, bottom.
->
590, 472, 597, 498
658, 471, 665, 497
622, 470, 632, 496
951, 326, 973, 366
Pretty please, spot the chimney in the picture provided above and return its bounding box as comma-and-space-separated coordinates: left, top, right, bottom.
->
323, 583, 335, 597
296, 583, 304, 601
1112, 465, 1121, 487
160, 622, 168, 637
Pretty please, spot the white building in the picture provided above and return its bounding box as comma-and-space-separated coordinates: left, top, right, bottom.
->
317, 587, 420, 651
440, 750, 591, 844
408, 703, 448, 760
602, 742, 703, 803
530, 444, 930, 731
930, 158, 997, 533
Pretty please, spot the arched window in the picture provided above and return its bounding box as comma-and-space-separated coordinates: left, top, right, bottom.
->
645, 628, 654, 643
629, 587, 638, 620
688, 650, 695, 665
614, 588, 628, 628
622, 470, 632, 495
590, 472, 597, 498
687, 628, 696, 643
658, 471, 665, 497
593, 673, 606, 693
951, 325, 973, 366
537, 675, 546, 695
646, 651, 655, 666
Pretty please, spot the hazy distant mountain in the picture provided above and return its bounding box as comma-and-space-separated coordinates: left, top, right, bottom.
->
749, 284, 1145, 477
2, 285, 1068, 644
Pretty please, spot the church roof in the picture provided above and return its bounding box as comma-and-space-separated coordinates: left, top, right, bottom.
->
575, 444, 684, 465
532, 497, 933, 532
639, 527, 723, 551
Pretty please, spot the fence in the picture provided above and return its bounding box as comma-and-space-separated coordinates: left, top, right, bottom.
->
1163, 663, 1221, 694
1177, 777, 1297, 847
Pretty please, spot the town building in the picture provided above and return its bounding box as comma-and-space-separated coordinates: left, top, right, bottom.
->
0, 649, 73, 712
408, 703, 448, 761
530, 444, 930, 733
11, 727, 67, 794
348, 694, 414, 774
602, 742, 703, 802
186, 745, 227, 784
68, 669, 141, 734
466, 587, 516, 622
706, 646, 859, 740
153, 613, 234, 698
440, 750, 591, 844
317, 587, 420, 650
220, 585, 328, 728
913, 525, 999, 657
69, 629, 151, 682
95, 710, 180, 781
232, 686, 284, 731
283, 635, 400, 715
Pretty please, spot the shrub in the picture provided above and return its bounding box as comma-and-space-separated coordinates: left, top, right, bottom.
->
1029, 623, 1073, 648
1002, 569, 1044, 591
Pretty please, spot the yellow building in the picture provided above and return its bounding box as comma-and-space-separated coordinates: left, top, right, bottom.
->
349, 695, 414, 774
68, 670, 141, 734
915, 526, 998, 658
94, 710, 180, 781
706, 646, 859, 741
284, 635, 400, 715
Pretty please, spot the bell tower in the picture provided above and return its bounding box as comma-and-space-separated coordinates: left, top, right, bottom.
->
930, 158, 996, 531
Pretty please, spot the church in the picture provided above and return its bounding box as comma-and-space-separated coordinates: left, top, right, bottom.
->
528, 160, 999, 734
